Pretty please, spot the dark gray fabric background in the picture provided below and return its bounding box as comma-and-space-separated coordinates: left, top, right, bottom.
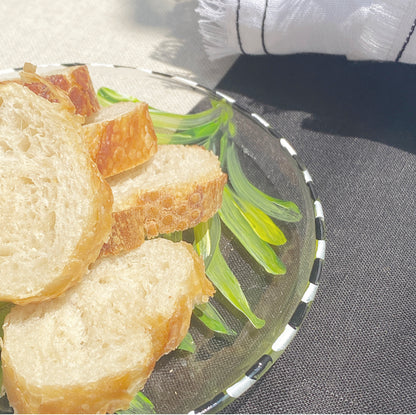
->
218, 54, 416, 413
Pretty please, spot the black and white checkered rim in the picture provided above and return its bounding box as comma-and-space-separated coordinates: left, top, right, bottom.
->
2, 62, 326, 414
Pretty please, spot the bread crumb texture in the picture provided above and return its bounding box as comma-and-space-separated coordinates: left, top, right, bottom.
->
2, 238, 213, 414
108, 144, 227, 240
45, 65, 101, 116
0, 82, 113, 304
83, 101, 158, 178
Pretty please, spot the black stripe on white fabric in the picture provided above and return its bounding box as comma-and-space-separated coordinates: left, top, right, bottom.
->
236, 0, 247, 55
261, 0, 270, 54
396, 16, 416, 62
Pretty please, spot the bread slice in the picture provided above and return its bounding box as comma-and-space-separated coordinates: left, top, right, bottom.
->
44, 65, 101, 116
101, 144, 227, 256
1, 238, 214, 414
0, 82, 113, 304
4, 64, 99, 117
100, 208, 145, 257
19, 63, 79, 115
17, 65, 158, 178
83, 101, 158, 178
0, 65, 78, 116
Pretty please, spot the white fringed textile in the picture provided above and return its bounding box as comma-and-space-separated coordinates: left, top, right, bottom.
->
196, 0, 416, 64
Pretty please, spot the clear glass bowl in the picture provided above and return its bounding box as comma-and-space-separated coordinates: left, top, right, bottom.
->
0, 64, 326, 414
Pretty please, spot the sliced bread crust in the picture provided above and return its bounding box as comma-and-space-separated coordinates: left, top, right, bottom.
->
101, 144, 227, 256
83, 101, 158, 178
0, 82, 113, 304
7, 66, 160, 178
18, 66, 158, 178
2, 238, 214, 414
3, 64, 99, 117
99, 208, 145, 257
44, 65, 101, 116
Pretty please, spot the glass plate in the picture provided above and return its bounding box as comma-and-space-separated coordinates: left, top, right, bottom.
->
0, 63, 326, 414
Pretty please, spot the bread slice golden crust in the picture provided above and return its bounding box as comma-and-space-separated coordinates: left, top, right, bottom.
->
19, 66, 79, 116
99, 208, 145, 257
0, 68, 78, 117
0, 82, 113, 304
1, 354, 157, 414
3, 64, 99, 117
45, 65, 100, 116
2, 239, 214, 414
16, 66, 158, 178
5, 65, 158, 178
101, 144, 227, 256
83, 101, 158, 178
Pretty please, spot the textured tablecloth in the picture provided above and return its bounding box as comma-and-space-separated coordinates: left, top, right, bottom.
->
1, 1, 415, 414
218, 53, 416, 414
0, 0, 235, 88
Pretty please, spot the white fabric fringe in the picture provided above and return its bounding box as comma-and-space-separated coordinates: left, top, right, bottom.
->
195, 0, 416, 64
196, 0, 238, 60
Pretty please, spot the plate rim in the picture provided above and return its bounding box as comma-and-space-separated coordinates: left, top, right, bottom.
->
0, 62, 326, 414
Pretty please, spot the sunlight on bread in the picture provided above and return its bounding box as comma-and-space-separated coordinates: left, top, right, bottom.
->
0, 82, 113, 304
2, 239, 214, 414
0, 63, 224, 413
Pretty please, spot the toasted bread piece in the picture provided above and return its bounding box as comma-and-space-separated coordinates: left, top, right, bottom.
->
4, 64, 99, 117
0, 82, 113, 304
16, 65, 158, 178
100, 208, 145, 257
0, 67, 78, 116
19, 64, 79, 115
2, 238, 214, 414
83, 101, 158, 178
101, 144, 227, 256
44, 65, 100, 116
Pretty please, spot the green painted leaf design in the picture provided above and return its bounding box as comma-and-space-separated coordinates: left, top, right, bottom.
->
206, 246, 265, 329
193, 217, 243, 333
193, 215, 221, 269
226, 142, 302, 222
178, 332, 196, 353
193, 302, 236, 335
97, 87, 139, 106
156, 124, 220, 145
116, 391, 155, 414
0, 302, 12, 338
97, 87, 227, 141
161, 231, 183, 242
232, 192, 287, 246
219, 186, 286, 275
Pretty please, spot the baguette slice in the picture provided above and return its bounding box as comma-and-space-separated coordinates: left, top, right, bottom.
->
102, 144, 227, 256
5, 64, 100, 117
100, 208, 145, 257
19, 63, 79, 116
44, 65, 101, 116
1, 238, 214, 414
0, 82, 113, 304
21, 65, 158, 178
0, 67, 78, 117
83, 101, 158, 178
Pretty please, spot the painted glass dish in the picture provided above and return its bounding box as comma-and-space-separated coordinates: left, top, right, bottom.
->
0, 64, 326, 414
